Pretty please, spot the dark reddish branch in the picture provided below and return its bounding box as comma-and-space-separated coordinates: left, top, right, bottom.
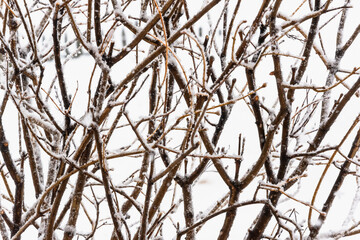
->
269, 0, 287, 109
269, 0, 288, 182
93, 71, 110, 115
277, 68, 296, 181
238, 109, 287, 231
241, 109, 287, 239
245, 191, 281, 240
0, 121, 21, 184
0, 209, 13, 231
94, 0, 102, 46
239, 0, 286, 194
87, 0, 92, 41
21, 121, 42, 198
245, 69, 276, 183
245, 23, 267, 144
11, 180, 24, 240
149, 61, 158, 133
148, 142, 200, 240
182, 184, 196, 240
52, 4, 71, 138
138, 158, 154, 240
0, 77, 25, 239
54, 197, 72, 230
245, 24, 277, 183
217, 186, 240, 240
220, 1, 228, 67
205, 49, 231, 147
163, 70, 175, 123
